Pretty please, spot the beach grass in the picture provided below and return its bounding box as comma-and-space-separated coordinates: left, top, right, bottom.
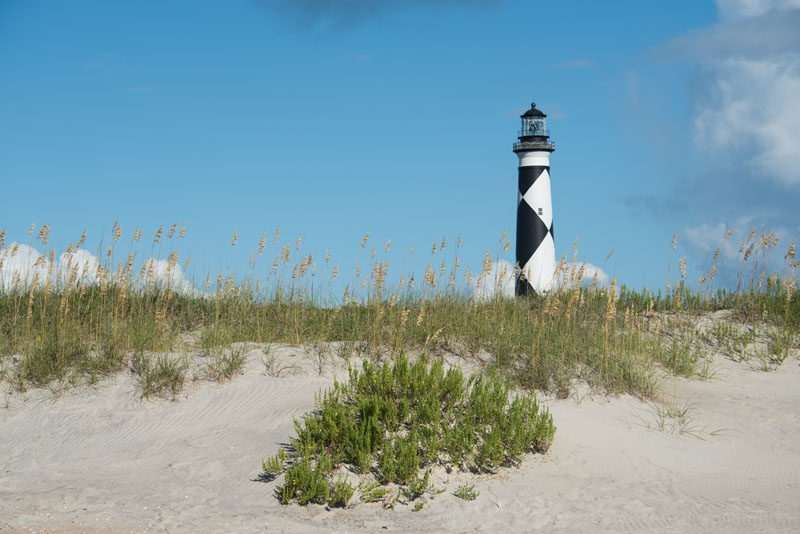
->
0, 224, 797, 398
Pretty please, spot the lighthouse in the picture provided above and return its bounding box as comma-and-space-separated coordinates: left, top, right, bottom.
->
513, 102, 556, 295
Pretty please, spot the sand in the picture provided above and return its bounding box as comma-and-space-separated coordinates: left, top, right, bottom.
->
1, 337, 799, 533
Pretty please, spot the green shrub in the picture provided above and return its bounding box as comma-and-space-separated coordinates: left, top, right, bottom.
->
273, 354, 555, 509
329, 477, 355, 508
454, 483, 479, 501
400, 470, 432, 501
278, 459, 329, 505
358, 480, 388, 502
262, 455, 283, 475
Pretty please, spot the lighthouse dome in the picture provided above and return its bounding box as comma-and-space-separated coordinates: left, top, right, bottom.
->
521, 103, 546, 118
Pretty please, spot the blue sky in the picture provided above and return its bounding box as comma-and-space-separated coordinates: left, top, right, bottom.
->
1, 0, 798, 293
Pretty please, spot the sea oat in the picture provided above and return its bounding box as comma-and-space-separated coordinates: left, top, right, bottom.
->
424, 264, 436, 288
482, 249, 492, 276
37, 224, 51, 245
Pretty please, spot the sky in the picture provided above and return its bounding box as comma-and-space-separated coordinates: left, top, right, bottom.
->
1, 0, 798, 295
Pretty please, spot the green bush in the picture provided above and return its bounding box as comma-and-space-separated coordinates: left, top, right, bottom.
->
262, 455, 283, 475
278, 459, 330, 505
454, 483, 479, 501
329, 477, 355, 508
272, 353, 555, 508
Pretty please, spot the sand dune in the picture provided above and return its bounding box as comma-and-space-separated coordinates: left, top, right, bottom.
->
1, 344, 799, 533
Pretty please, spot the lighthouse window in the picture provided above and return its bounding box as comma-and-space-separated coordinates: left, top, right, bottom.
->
538, 208, 543, 215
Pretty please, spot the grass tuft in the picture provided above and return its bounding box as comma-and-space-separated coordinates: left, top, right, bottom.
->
453, 483, 479, 501
132, 353, 188, 399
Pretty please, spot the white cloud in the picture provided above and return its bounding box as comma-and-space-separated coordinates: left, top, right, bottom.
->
470, 260, 609, 301
554, 262, 609, 289
140, 258, 199, 295
57, 248, 103, 288
472, 260, 516, 301
694, 58, 800, 186
0, 243, 200, 295
665, 1, 800, 188
682, 219, 796, 286
0, 244, 50, 292
716, 0, 800, 20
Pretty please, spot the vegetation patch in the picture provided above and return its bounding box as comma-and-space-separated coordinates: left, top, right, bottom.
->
454, 483, 479, 501
132, 352, 188, 399
265, 353, 555, 509
1, 225, 797, 399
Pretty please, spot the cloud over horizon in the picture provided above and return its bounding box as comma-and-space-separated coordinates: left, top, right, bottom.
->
0, 243, 200, 295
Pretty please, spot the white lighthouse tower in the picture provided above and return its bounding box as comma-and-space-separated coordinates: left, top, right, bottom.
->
513, 102, 556, 295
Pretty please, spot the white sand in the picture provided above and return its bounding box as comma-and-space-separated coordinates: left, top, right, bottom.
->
1, 341, 799, 533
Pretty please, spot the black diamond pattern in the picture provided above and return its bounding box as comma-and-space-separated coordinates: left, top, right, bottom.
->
518, 166, 549, 196
516, 199, 549, 269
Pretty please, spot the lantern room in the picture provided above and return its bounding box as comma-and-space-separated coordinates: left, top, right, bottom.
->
520, 102, 548, 138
